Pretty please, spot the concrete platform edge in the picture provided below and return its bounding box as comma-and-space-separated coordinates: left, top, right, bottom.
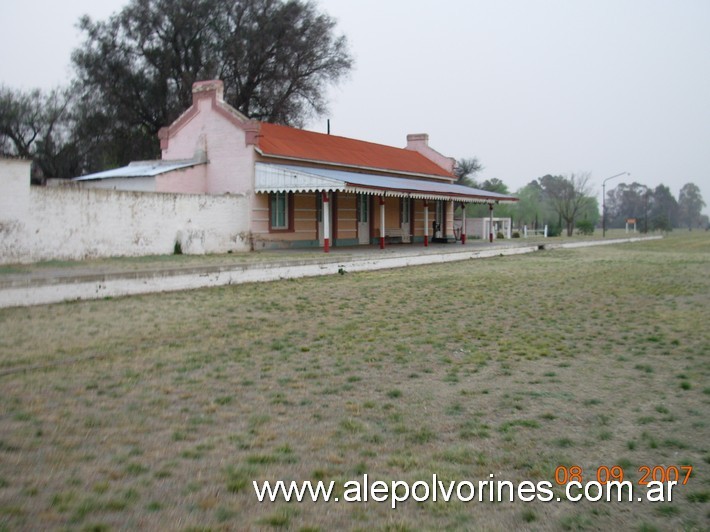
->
0, 236, 662, 309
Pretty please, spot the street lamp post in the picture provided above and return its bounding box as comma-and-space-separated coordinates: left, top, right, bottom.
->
602, 172, 630, 237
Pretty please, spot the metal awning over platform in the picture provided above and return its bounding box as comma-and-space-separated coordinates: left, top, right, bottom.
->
255, 163, 517, 203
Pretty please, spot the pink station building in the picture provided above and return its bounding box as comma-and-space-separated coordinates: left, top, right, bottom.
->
75, 80, 517, 252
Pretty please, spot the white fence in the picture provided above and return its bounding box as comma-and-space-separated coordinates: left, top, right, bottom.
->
523, 225, 548, 238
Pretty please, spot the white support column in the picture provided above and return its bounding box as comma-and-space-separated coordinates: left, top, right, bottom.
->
488, 204, 494, 243
322, 191, 330, 253
461, 204, 467, 245
447, 200, 455, 240
423, 200, 429, 247
379, 196, 386, 249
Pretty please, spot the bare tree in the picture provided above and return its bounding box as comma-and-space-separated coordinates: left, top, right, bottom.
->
453, 157, 483, 188
0, 85, 79, 180
540, 172, 595, 237
71, 0, 353, 171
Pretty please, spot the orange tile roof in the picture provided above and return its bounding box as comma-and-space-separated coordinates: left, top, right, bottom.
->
257, 122, 454, 179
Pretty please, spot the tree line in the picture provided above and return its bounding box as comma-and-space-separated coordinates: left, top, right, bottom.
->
455, 159, 707, 235
0, 0, 353, 182
606, 182, 706, 232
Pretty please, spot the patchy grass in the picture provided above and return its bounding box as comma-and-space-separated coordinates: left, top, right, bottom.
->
0, 232, 708, 530
0, 249, 340, 277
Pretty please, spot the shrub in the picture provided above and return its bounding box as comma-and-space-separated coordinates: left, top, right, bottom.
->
512, 231, 520, 238
576, 220, 595, 235
547, 225, 561, 237
496, 232, 505, 239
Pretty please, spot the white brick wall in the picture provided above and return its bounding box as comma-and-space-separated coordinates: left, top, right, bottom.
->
0, 159, 250, 264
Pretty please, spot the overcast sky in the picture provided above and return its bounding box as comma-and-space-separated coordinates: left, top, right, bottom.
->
1, 0, 708, 211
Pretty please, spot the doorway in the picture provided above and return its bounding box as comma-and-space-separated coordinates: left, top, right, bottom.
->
401, 198, 411, 243
357, 194, 370, 245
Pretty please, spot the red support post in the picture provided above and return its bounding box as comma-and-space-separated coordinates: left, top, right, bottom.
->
379, 196, 386, 249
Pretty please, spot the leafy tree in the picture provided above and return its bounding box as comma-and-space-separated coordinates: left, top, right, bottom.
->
483, 178, 515, 219
605, 182, 650, 229
539, 172, 594, 237
479, 178, 508, 194
678, 183, 706, 230
453, 159, 515, 220
577, 196, 600, 227
512, 179, 567, 232
513, 181, 545, 228
465, 177, 514, 218
0, 85, 80, 180
72, 0, 353, 171
648, 184, 678, 232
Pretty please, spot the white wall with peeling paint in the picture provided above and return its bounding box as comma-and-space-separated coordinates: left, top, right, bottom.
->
0, 159, 251, 264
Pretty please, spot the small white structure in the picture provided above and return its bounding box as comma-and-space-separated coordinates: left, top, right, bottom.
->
625, 218, 637, 233
461, 217, 512, 240
523, 225, 548, 238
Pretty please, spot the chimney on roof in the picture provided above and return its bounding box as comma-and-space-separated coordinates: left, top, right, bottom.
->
406, 133, 429, 151
405, 133, 456, 175
192, 80, 224, 104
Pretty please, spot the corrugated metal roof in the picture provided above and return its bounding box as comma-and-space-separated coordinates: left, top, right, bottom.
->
255, 164, 518, 203
255, 163, 346, 193
257, 123, 454, 179
73, 160, 204, 181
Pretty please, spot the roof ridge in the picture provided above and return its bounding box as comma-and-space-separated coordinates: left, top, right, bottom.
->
260, 122, 404, 149
257, 122, 455, 179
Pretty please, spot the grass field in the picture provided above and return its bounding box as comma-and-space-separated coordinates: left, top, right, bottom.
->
1, 233, 708, 531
